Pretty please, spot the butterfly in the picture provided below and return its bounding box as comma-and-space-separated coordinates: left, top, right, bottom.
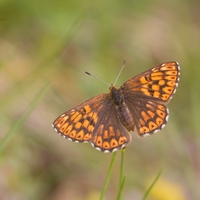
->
52, 61, 180, 153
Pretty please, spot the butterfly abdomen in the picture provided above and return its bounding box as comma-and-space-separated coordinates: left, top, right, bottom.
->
116, 102, 135, 131
110, 85, 135, 131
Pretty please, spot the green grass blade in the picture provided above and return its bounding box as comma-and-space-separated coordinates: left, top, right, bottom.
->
0, 82, 50, 153
142, 168, 163, 200
116, 148, 126, 200
117, 174, 126, 200
99, 151, 117, 200
120, 148, 125, 184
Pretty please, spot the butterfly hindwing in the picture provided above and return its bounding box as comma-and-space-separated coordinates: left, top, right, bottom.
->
125, 99, 169, 135
91, 104, 131, 152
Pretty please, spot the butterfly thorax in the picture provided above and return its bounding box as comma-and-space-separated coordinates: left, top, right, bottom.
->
109, 84, 135, 131
109, 84, 124, 105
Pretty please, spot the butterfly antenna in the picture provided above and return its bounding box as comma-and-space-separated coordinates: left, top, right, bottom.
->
114, 60, 126, 86
85, 71, 111, 87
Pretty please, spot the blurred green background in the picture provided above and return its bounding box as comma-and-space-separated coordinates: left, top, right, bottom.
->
0, 0, 200, 199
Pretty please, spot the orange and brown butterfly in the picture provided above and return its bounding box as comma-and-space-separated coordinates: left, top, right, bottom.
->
52, 61, 180, 153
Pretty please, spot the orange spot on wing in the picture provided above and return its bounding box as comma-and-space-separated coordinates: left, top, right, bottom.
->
151, 75, 163, 80
156, 109, 166, 119
149, 121, 157, 130
140, 76, 148, 84
118, 136, 128, 145
167, 81, 175, 87
82, 120, 89, 128
161, 94, 170, 101
97, 136, 103, 146
109, 126, 114, 135
141, 88, 151, 96
83, 133, 91, 140
54, 116, 68, 127
75, 122, 82, 129
139, 118, 145, 125
147, 110, 155, 118
92, 112, 98, 124
83, 105, 91, 113
153, 91, 160, 98
110, 139, 118, 148
139, 126, 150, 134
163, 86, 173, 94
141, 111, 150, 121
158, 80, 165, 86
156, 117, 163, 126
166, 70, 178, 75
152, 84, 160, 90
158, 105, 165, 111
59, 122, 69, 132
70, 112, 79, 120
69, 130, 76, 138
104, 130, 109, 139
76, 130, 84, 140
103, 141, 110, 149
165, 75, 177, 81
88, 125, 94, 132
63, 124, 73, 135
151, 72, 163, 76
73, 113, 82, 123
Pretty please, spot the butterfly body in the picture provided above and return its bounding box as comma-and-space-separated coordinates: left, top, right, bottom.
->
53, 61, 180, 153
109, 85, 135, 132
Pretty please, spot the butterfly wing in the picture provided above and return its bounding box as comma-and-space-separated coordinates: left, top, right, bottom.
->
52, 94, 131, 152
90, 103, 131, 152
121, 61, 180, 135
52, 94, 108, 143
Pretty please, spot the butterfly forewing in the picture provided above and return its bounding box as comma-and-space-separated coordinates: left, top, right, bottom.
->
122, 62, 180, 103
53, 94, 108, 143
